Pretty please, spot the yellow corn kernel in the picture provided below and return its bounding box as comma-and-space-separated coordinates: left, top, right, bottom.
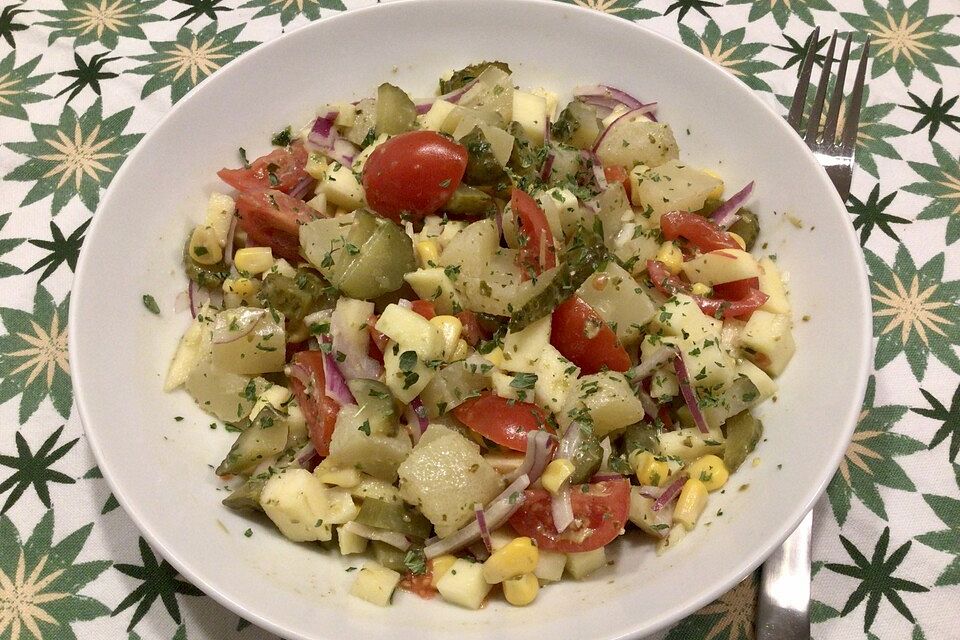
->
632, 450, 671, 487
451, 339, 469, 362
415, 240, 441, 268
429, 315, 463, 361
690, 282, 712, 296
541, 459, 575, 494
484, 347, 505, 368
234, 246, 274, 275
222, 277, 260, 298
305, 151, 328, 181
482, 537, 539, 584
674, 479, 709, 530
703, 169, 725, 200
189, 225, 222, 265
502, 573, 540, 606
728, 232, 747, 250
685, 455, 729, 492
655, 242, 683, 275
430, 555, 458, 589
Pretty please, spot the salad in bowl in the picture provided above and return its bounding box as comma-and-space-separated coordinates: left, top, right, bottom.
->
164, 61, 795, 610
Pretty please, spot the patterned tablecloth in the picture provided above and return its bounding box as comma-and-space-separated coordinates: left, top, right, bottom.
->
0, 0, 957, 638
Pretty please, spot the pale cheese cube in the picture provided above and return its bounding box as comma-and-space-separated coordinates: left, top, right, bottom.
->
512, 91, 548, 145
531, 87, 559, 121
404, 268, 464, 315
575, 261, 655, 346
565, 547, 607, 579
259, 469, 358, 542
383, 342, 435, 404
650, 364, 678, 400
375, 304, 442, 361
338, 526, 369, 555
321, 163, 364, 211
561, 372, 644, 437
737, 359, 778, 401
491, 370, 520, 401
351, 133, 389, 173
534, 344, 579, 413
656, 426, 725, 463
421, 100, 458, 132
681, 249, 761, 287
758, 257, 790, 314
164, 318, 205, 391
536, 188, 577, 240
535, 550, 567, 582
436, 559, 491, 610
204, 192, 235, 246
350, 562, 401, 606
647, 294, 720, 343
501, 315, 551, 373
741, 310, 795, 376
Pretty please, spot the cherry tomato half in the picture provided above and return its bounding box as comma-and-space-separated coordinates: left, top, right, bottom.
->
659, 210, 741, 253
646, 260, 767, 319
218, 143, 309, 195
509, 479, 631, 553
288, 351, 340, 457
451, 392, 552, 452
235, 189, 319, 262
512, 188, 557, 280
550, 296, 631, 375
362, 131, 468, 223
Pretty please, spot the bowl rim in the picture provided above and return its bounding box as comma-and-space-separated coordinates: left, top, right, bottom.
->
69, 0, 872, 637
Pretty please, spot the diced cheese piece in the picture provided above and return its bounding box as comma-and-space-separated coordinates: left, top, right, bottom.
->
561, 372, 644, 437
649, 364, 678, 400
250, 383, 291, 419
535, 550, 567, 582
681, 249, 761, 287
758, 257, 790, 314
737, 359, 777, 401
575, 261, 655, 346
338, 525, 369, 554
321, 162, 364, 211
348, 475, 403, 504
204, 192, 235, 246
565, 547, 607, 579
536, 188, 577, 240
305, 192, 327, 216
305, 151, 328, 181
327, 403, 413, 481
439, 219, 500, 275
164, 317, 205, 391
330, 102, 357, 127
491, 370, 519, 400
375, 304, 442, 361
534, 344, 579, 413
656, 426, 725, 463
383, 341, 435, 404
436, 559, 491, 610
398, 430, 502, 537
350, 562, 401, 606
351, 133, 389, 173
404, 268, 464, 315
501, 315, 551, 373
647, 294, 720, 343
421, 99, 458, 132
512, 91, 548, 145
259, 469, 359, 542
741, 310, 795, 376
680, 333, 737, 390
631, 160, 722, 223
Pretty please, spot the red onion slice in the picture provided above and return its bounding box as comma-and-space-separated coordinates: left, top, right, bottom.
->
506, 430, 555, 483
342, 521, 411, 551
557, 421, 585, 460
628, 345, 677, 382
638, 485, 665, 500
211, 308, 265, 344
424, 474, 530, 559
412, 78, 479, 114
652, 473, 687, 511
288, 176, 317, 201
636, 386, 659, 421
306, 111, 358, 167
322, 351, 356, 405
331, 300, 382, 380
551, 485, 574, 533
592, 104, 659, 153
574, 84, 646, 110
539, 151, 556, 182
710, 181, 755, 230
475, 503, 492, 552
673, 355, 710, 433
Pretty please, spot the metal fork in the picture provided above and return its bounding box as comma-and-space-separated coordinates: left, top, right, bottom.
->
756, 29, 870, 640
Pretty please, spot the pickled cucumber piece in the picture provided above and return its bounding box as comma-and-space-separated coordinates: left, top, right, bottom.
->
723, 410, 763, 471
376, 83, 417, 136
216, 407, 289, 476
355, 497, 432, 539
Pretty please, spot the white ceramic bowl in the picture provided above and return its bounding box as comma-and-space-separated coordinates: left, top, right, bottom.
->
70, 1, 871, 638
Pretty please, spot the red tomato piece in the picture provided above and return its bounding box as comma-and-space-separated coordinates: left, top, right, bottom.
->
509, 479, 631, 553
457, 310, 485, 347
550, 296, 631, 375
451, 392, 552, 452
235, 189, 319, 262
288, 351, 339, 456
218, 142, 309, 194
362, 131, 467, 222
646, 260, 767, 319
603, 165, 630, 197
712, 277, 761, 301
512, 188, 558, 280
659, 211, 741, 253
411, 299, 437, 320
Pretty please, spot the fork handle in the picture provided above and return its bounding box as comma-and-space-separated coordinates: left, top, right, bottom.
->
756, 511, 813, 640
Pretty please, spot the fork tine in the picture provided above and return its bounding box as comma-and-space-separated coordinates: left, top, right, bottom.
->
787, 26, 820, 130
840, 36, 871, 154
804, 31, 838, 143
822, 33, 852, 144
